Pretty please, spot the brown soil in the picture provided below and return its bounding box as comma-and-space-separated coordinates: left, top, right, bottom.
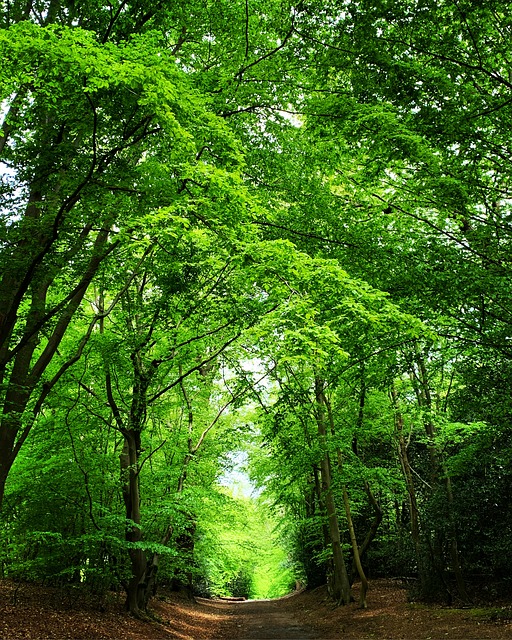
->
1, 579, 511, 639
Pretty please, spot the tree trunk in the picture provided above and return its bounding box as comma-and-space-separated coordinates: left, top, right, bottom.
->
0, 464, 10, 512
444, 476, 470, 602
322, 376, 369, 608
305, 470, 328, 588
342, 485, 368, 608
350, 481, 382, 584
315, 377, 352, 605
120, 430, 147, 616
0, 227, 111, 512
142, 525, 174, 609
169, 521, 196, 599
391, 385, 427, 591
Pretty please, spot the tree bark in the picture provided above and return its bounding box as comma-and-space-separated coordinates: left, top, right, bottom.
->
342, 484, 368, 608
323, 378, 369, 608
0, 228, 112, 511
314, 377, 352, 605
120, 429, 146, 616
304, 469, 329, 588
350, 481, 382, 584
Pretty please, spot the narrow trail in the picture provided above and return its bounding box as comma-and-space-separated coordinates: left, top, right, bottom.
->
196, 597, 320, 640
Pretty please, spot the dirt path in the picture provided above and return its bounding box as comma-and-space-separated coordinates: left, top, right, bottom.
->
189, 581, 512, 640
2, 579, 512, 639
200, 598, 320, 639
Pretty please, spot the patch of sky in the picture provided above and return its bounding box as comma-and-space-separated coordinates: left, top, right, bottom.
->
218, 450, 261, 498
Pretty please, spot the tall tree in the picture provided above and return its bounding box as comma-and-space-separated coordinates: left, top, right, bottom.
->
0, 0, 300, 508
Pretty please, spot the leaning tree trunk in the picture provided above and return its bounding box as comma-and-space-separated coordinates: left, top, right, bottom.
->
0, 226, 112, 512
324, 376, 370, 608
315, 377, 352, 605
140, 524, 174, 611
320, 380, 369, 607
350, 481, 382, 585
342, 484, 368, 608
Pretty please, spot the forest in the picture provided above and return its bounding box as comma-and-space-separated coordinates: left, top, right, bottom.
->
1, 0, 512, 629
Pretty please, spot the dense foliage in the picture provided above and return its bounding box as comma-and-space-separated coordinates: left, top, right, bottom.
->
1, 0, 512, 617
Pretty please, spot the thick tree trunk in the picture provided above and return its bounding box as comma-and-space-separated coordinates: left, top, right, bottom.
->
0, 228, 111, 512
120, 430, 147, 616
113, 335, 169, 616
0, 464, 10, 511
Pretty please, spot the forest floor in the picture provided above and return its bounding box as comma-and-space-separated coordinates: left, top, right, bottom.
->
1, 578, 512, 639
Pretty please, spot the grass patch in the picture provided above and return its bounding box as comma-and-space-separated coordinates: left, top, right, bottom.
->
469, 607, 512, 623
408, 602, 512, 623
